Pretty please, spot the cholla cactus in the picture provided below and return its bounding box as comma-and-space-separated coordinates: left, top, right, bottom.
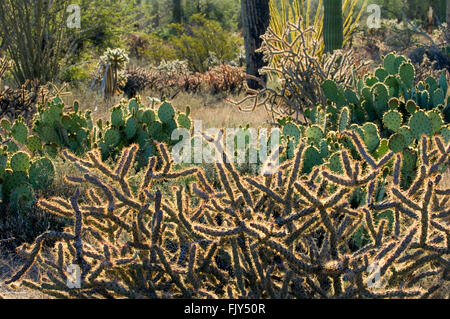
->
6, 128, 450, 298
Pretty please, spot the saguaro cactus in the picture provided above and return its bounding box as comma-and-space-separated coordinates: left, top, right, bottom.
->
241, 0, 271, 89
323, 0, 344, 53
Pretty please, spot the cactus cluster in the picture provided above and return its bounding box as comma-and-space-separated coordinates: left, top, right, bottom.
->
32, 97, 93, 156
0, 124, 55, 213
322, 53, 448, 129
7, 127, 449, 298
99, 98, 191, 169
278, 54, 450, 189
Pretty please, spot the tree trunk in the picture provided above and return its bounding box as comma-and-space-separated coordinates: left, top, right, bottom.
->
323, 0, 343, 53
172, 0, 183, 24
241, 0, 270, 90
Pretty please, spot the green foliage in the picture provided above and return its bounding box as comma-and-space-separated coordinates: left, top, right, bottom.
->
98, 98, 191, 169
168, 14, 241, 72
32, 98, 94, 156
280, 54, 449, 190
0, 132, 55, 215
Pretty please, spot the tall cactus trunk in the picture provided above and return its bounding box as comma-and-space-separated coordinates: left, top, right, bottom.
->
241, 0, 270, 90
323, 0, 344, 53
438, 0, 447, 23
172, 0, 183, 24
447, 0, 450, 25
432, 0, 447, 23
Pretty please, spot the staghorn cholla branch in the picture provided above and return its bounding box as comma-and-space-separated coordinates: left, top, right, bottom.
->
228, 19, 368, 124
6, 132, 449, 299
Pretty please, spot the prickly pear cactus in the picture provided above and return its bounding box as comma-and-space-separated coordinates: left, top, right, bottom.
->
99, 97, 191, 170
0, 146, 55, 214
31, 97, 93, 156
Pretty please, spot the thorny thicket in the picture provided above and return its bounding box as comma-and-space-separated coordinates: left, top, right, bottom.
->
6, 128, 450, 298
232, 20, 367, 123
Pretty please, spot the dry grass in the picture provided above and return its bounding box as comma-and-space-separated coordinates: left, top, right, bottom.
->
60, 86, 271, 130
0, 251, 49, 299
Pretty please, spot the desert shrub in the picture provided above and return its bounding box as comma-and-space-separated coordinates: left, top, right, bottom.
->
168, 14, 241, 72
121, 63, 246, 98
124, 33, 177, 64
6, 128, 450, 298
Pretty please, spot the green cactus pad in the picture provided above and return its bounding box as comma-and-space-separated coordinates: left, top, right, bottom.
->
327, 152, 344, 174
365, 77, 379, 87
344, 89, 359, 105
148, 121, 163, 138
319, 140, 329, 158
440, 127, 450, 145
406, 100, 417, 114
25, 136, 42, 153
11, 121, 28, 144
399, 62, 415, 88
432, 88, 445, 107
111, 108, 124, 127
401, 148, 417, 172
322, 80, 345, 105
338, 107, 350, 133
306, 125, 323, 143
104, 129, 121, 147
388, 98, 400, 109
3, 170, 28, 196
137, 129, 150, 148
383, 53, 397, 74
128, 99, 139, 115
418, 91, 430, 109
10, 152, 31, 172
362, 123, 380, 153
439, 73, 448, 96
375, 68, 389, 82
372, 83, 389, 116
1, 119, 11, 131
142, 110, 156, 125
373, 139, 389, 160
177, 114, 191, 130
427, 111, 442, 135
388, 133, 406, 153
38, 125, 61, 144
29, 157, 55, 190
283, 123, 301, 143
163, 119, 178, 134
125, 117, 138, 139
398, 126, 414, 146
9, 182, 35, 214
6, 141, 18, 153
409, 111, 432, 140
301, 146, 323, 174
76, 129, 88, 145
361, 87, 372, 101
383, 110, 403, 132
394, 56, 407, 73
158, 102, 175, 123
44, 144, 58, 158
